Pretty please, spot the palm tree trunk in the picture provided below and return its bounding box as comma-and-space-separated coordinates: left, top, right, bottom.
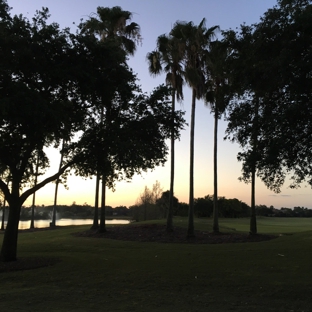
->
99, 175, 106, 233
51, 140, 66, 227
50, 181, 59, 227
250, 97, 259, 235
30, 154, 40, 229
167, 89, 176, 232
187, 89, 196, 238
30, 190, 36, 229
213, 111, 219, 233
91, 172, 100, 230
250, 163, 257, 234
96, 103, 105, 232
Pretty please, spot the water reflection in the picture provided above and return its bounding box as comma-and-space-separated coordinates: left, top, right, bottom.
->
15, 219, 130, 230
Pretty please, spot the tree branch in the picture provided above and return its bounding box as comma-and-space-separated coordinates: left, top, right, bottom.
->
20, 160, 75, 204
0, 178, 10, 203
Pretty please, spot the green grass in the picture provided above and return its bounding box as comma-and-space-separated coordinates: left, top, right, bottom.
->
1, 217, 312, 311
219, 216, 312, 234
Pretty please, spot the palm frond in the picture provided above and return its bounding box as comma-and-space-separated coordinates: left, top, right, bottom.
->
122, 36, 136, 55
147, 32, 185, 101
146, 51, 162, 76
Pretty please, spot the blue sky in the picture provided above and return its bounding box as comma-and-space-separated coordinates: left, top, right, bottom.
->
7, 0, 312, 209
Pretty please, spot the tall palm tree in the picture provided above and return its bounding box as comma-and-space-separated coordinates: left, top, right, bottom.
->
170, 19, 218, 237
204, 40, 231, 233
146, 34, 184, 232
82, 6, 141, 232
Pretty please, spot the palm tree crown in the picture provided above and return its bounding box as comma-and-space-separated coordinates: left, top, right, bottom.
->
147, 34, 184, 100
82, 6, 141, 55
170, 18, 219, 98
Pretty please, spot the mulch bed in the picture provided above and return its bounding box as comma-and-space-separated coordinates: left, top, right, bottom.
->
72, 223, 278, 244
0, 224, 277, 273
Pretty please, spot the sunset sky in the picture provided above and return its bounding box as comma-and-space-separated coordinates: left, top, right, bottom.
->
7, 0, 312, 209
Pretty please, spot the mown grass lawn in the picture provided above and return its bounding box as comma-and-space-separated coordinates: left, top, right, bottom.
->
0, 217, 312, 311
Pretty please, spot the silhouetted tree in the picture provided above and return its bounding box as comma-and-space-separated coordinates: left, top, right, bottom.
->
147, 34, 184, 232
170, 19, 218, 237
204, 39, 231, 233
82, 6, 141, 232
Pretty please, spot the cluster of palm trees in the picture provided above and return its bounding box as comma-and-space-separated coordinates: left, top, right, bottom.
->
147, 19, 229, 236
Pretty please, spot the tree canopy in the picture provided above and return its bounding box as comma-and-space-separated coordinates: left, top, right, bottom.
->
0, 1, 185, 261
225, 0, 312, 192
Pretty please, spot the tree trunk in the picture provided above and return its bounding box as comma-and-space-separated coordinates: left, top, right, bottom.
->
1, 199, 6, 231
187, 89, 196, 238
99, 175, 106, 233
30, 153, 40, 229
91, 172, 100, 230
250, 97, 259, 235
167, 89, 176, 232
51, 140, 65, 227
30, 191, 36, 229
250, 163, 257, 234
213, 111, 219, 233
0, 181, 21, 262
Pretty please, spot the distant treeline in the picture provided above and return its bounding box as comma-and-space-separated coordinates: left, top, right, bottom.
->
1, 197, 311, 221
2, 203, 130, 221
256, 205, 312, 218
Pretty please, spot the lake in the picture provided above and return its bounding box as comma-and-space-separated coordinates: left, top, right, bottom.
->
14, 218, 131, 230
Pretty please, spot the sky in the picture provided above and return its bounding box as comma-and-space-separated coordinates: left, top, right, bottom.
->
7, 0, 312, 209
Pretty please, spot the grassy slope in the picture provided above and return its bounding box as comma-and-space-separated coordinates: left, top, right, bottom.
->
1, 217, 312, 312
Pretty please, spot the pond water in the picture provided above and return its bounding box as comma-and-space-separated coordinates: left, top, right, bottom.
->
13, 219, 130, 230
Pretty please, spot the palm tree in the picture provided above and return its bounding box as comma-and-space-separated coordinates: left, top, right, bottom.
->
204, 40, 231, 233
146, 34, 184, 232
170, 19, 218, 237
82, 6, 141, 232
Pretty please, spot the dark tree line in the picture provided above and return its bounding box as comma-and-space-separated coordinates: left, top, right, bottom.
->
15, 204, 129, 220
130, 188, 251, 221
255, 205, 312, 218
2, 198, 310, 224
